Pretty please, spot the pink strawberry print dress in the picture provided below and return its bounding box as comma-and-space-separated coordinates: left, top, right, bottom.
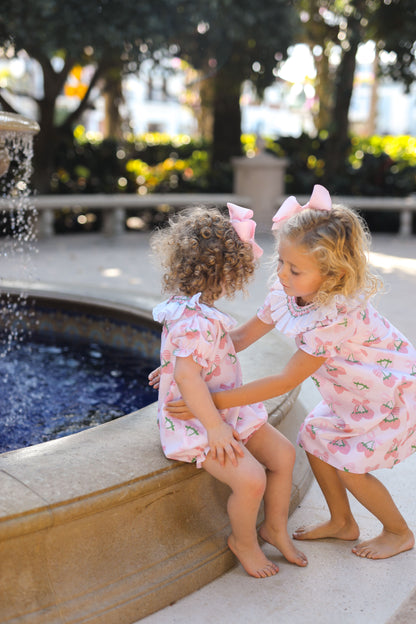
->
258, 279, 416, 473
153, 293, 267, 467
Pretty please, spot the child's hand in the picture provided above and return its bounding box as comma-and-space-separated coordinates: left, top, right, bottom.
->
207, 422, 244, 467
166, 399, 241, 446
166, 398, 193, 419
148, 366, 161, 389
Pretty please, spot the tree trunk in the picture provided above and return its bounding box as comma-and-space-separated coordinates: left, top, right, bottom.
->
30, 54, 73, 193
313, 50, 333, 133
323, 23, 360, 183
102, 62, 124, 139
196, 74, 214, 141
211, 53, 243, 166
31, 56, 105, 193
33, 101, 59, 193
366, 53, 379, 136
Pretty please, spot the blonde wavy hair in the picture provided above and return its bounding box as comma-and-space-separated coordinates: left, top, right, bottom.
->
275, 203, 383, 306
150, 206, 257, 302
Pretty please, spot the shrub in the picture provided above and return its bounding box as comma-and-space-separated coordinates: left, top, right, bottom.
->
47, 129, 416, 233
266, 133, 416, 197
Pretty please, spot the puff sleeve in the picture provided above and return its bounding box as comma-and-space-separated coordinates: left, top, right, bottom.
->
153, 293, 237, 371
169, 314, 220, 369
296, 314, 357, 358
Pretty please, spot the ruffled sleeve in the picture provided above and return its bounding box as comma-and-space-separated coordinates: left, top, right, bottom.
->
153, 293, 236, 368
296, 316, 357, 358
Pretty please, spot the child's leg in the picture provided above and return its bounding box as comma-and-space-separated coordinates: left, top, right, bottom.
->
293, 452, 360, 541
245, 423, 308, 567
202, 446, 279, 578
339, 470, 415, 559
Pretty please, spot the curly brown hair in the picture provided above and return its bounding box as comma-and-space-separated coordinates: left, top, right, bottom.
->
150, 206, 257, 303
274, 203, 383, 306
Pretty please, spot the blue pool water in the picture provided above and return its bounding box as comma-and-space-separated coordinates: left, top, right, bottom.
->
0, 332, 159, 453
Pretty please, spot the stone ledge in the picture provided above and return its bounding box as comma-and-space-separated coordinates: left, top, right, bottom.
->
0, 292, 313, 624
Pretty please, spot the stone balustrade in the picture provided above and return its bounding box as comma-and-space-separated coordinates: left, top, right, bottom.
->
14, 193, 251, 238
294, 194, 416, 237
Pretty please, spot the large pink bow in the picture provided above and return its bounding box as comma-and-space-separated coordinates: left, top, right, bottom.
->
227, 202, 263, 259
272, 184, 332, 230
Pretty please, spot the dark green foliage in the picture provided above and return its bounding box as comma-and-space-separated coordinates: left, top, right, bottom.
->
268, 134, 416, 198
0, 0, 189, 59
51, 138, 136, 194
127, 138, 210, 167
49, 131, 416, 198
269, 132, 416, 233
44, 130, 416, 233
374, 0, 416, 90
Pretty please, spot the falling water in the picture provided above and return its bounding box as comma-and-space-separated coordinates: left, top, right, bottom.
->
0, 127, 39, 357
0, 114, 40, 447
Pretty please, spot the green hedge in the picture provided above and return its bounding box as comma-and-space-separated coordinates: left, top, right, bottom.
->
49, 128, 416, 233
262, 133, 416, 197
51, 128, 416, 197
50, 129, 213, 195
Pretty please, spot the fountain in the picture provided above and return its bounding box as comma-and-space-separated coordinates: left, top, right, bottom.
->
0, 113, 313, 624
0, 112, 40, 358
0, 111, 40, 177
0, 110, 39, 234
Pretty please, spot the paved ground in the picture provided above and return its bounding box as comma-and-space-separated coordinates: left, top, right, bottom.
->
2, 230, 416, 623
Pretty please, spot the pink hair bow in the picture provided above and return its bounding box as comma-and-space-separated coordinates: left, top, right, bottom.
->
227, 202, 263, 259
272, 184, 332, 230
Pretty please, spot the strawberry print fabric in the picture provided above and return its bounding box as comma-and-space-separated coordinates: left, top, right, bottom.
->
153, 294, 267, 467
258, 279, 416, 473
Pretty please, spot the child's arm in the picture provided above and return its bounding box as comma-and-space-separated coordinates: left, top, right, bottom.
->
229, 315, 274, 352
168, 348, 326, 416
174, 354, 244, 467
212, 348, 325, 408
148, 316, 273, 388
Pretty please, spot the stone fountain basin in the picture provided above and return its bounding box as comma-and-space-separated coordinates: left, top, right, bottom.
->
0, 110, 40, 135
0, 290, 313, 624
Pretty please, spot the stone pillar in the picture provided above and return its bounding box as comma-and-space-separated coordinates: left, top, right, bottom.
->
36, 209, 54, 238
399, 209, 412, 237
103, 206, 126, 236
232, 153, 288, 232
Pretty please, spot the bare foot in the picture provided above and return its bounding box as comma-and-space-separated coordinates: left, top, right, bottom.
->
352, 528, 415, 559
292, 518, 360, 542
227, 534, 279, 578
259, 524, 308, 567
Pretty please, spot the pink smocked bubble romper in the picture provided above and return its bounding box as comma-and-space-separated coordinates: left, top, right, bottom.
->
153, 293, 268, 467
258, 279, 416, 473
